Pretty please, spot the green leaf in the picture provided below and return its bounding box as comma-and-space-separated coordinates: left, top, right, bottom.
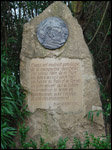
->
96, 110, 100, 117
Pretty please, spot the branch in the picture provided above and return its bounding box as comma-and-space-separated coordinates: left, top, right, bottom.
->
83, 1, 95, 32
104, 71, 111, 90
87, 1, 109, 46
97, 22, 111, 56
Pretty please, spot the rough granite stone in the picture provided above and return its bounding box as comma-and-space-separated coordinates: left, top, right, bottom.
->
18, 1, 106, 149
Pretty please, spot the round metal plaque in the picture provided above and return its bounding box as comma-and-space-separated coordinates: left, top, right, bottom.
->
37, 17, 69, 50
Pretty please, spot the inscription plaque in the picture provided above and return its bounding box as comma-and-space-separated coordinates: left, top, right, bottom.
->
37, 17, 69, 50
28, 58, 83, 112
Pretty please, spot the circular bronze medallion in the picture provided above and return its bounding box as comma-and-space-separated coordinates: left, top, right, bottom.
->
37, 17, 69, 50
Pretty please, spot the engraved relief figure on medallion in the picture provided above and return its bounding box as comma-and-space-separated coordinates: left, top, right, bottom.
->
37, 17, 69, 50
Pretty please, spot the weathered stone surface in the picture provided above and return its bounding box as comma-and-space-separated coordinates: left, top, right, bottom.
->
28, 58, 83, 113
19, 1, 106, 148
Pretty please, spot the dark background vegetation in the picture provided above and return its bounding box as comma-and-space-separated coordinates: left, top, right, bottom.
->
1, 1, 111, 149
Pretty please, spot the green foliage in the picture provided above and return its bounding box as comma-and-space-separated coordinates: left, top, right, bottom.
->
1, 42, 30, 149
72, 132, 111, 149
1, 122, 16, 149
99, 83, 111, 121
11, 123, 111, 149
38, 133, 111, 149
100, 83, 109, 101
87, 83, 111, 124
40, 137, 52, 149
83, 132, 90, 148
57, 137, 68, 149
104, 102, 111, 118
90, 134, 111, 149
88, 110, 94, 122
83, 2, 111, 108
87, 110, 103, 122
19, 123, 30, 145
18, 123, 37, 149
73, 137, 82, 149
20, 139, 37, 149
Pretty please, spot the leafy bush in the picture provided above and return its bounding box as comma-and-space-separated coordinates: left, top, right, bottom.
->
72, 132, 111, 149
57, 137, 68, 149
1, 122, 16, 149
90, 134, 111, 149
1, 43, 30, 149
18, 123, 37, 149
12, 124, 111, 149
72, 137, 82, 149
39, 137, 52, 149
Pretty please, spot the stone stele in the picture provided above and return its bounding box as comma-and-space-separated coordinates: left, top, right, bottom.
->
19, 1, 106, 148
